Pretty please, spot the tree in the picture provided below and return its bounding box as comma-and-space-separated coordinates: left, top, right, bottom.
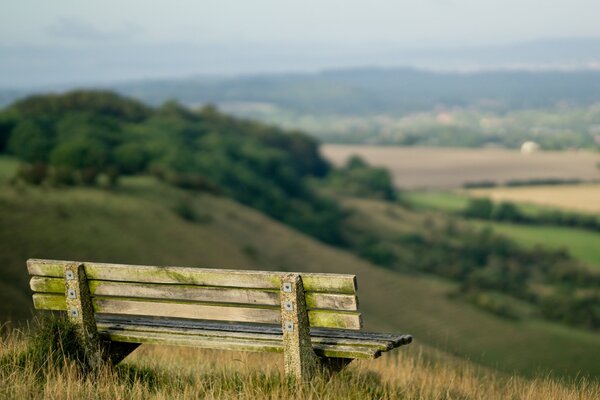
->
49, 139, 108, 185
464, 198, 493, 219
7, 120, 53, 162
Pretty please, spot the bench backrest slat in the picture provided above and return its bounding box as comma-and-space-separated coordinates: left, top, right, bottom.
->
28, 259, 362, 330
30, 277, 359, 311
31, 293, 362, 329
28, 260, 357, 293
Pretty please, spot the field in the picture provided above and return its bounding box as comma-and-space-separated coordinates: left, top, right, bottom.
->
468, 184, 600, 213
405, 190, 600, 269
474, 222, 600, 270
2, 333, 599, 400
321, 145, 600, 189
1, 157, 599, 378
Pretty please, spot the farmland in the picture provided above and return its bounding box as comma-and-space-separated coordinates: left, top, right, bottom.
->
321, 145, 600, 189
404, 190, 600, 270
468, 184, 600, 214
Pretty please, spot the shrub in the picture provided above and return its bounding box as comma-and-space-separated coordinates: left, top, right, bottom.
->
16, 163, 48, 185
463, 198, 493, 219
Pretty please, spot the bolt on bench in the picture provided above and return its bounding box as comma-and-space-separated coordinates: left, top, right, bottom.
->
28, 259, 412, 381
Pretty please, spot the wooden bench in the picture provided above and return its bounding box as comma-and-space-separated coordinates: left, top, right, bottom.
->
28, 259, 412, 381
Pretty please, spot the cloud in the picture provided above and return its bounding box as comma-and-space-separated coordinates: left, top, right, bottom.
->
45, 17, 141, 43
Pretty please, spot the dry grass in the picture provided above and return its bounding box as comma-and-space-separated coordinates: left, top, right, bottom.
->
322, 145, 600, 189
1, 329, 598, 400
467, 184, 600, 213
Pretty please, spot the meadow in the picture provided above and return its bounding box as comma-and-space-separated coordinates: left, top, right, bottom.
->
404, 190, 600, 270
2, 327, 599, 400
472, 221, 600, 270
322, 145, 600, 189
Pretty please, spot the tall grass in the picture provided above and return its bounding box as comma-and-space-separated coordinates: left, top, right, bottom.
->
1, 316, 598, 399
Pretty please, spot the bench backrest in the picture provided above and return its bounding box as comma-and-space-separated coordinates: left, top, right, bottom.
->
28, 259, 362, 330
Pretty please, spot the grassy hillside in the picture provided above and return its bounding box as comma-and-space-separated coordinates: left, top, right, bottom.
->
1, 157, 599, 378
2, 331, 598, 399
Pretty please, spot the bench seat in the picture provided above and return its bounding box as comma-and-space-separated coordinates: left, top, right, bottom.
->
96, 315, 413, 359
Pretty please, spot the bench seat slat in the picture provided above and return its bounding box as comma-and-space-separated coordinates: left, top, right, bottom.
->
28, 259, 357, 294
96, 321, 394, 351
32, 294, 363, 329
96, 315, 412, 348
100, 329, 382, 359
29, 277, 359, 311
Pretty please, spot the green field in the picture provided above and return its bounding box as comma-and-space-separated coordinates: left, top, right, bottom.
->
405, 190, 600, 270
404, 191, 469, 213
473, 222, 600, 270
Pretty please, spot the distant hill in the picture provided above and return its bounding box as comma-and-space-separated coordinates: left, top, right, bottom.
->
2, 37, 600, 88
111, 68, 600, 115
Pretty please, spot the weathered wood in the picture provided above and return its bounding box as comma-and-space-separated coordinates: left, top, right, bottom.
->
104, 330, 284, 353
63, 263, 105, 370
96, 315, 411, 349
309, 310, 362, 330
280, 273, 319, 381
305, 292, 358, 311
28, 259, 357, 293
30, 276, 65, 293
33, 293, 66, 310
96, 321, 392, 351
29, 277, 359, 311
95, 298, 281, 324
32, 293, 362, 329
97, 315, 404, 345
101, 329, 380, 359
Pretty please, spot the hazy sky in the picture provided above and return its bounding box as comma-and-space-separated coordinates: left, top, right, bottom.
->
2, 0, 600, 48
1, 1, 600, 87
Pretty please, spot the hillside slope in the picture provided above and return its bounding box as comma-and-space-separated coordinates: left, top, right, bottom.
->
1, 157, 598, 378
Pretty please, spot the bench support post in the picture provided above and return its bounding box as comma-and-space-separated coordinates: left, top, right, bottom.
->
64, 263, 105, 370
280, 273, 319, 382
64, 263, 138, 369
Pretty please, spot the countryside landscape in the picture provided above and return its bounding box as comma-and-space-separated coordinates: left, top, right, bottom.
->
2, 1, 600, 399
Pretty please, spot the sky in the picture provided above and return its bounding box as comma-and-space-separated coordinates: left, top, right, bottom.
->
1, 0, 600, 86
2, 0, 600, 47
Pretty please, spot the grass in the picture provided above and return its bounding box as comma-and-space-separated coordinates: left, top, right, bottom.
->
403, 191, 469, 213
471, 221, 600, 270
1, 156, 600, 378
1, 317, 598, 400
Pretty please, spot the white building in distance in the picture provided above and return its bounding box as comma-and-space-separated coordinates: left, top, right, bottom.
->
521, 141, 540, 155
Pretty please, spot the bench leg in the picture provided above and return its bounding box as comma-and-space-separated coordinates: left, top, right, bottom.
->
280, 274, 319, 382
65, 263, 138, 369
65, 263, 107, 370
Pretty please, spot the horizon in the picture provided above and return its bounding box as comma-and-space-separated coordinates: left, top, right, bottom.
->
3, 0, 600, 87
2, 36, 600, 90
